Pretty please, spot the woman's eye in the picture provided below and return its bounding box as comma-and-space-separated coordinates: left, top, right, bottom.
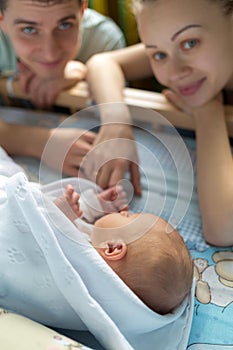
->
153, 52, 167, 61
58, 22, 72, 30
182, 39, 198, 50
22, 26, 36, 35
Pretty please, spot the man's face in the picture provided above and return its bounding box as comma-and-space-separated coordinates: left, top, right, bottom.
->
0, 0, 85, 78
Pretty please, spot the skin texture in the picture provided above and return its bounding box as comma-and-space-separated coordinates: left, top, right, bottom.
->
87, 0, 233, 246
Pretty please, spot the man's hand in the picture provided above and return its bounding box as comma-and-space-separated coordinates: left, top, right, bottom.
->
17, 60, 87, 109
41, 127, 96, 176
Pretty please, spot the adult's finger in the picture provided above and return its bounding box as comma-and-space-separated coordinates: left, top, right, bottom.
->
79, 130, 97, 144
95, 161, 113, 189
130, 162, 141, 196
107, 160, 129, 188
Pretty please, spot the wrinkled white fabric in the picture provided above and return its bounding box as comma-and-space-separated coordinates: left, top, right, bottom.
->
0, 147, 25, 176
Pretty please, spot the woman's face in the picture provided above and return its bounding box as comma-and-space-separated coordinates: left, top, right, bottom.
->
137, 0, 233, 107
0, 0, 85, 78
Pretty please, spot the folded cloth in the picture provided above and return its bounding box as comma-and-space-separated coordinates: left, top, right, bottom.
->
0, 172, 194, 350
0, 146, 25, 176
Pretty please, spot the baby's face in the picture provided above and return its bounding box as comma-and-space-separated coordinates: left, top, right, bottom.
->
92, 212, 170, 247
95, 211, 158, 229
95, 211, 140, 229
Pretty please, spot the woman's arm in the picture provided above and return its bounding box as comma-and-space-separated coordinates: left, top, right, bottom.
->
87, 43, 153, 107
162, 89, 233, 247
86, 44, 153, 194
193, 99, 233, 246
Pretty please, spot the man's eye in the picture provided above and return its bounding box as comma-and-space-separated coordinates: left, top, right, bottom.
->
153, 52, 167, 61
22, 27, 36, 34
183, 39, 198, 50
58, 22, 72, 30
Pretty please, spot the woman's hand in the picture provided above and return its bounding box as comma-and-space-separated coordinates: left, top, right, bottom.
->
162, 88, 223, 117
162, 88, 192, 115
80, 124, 141, 195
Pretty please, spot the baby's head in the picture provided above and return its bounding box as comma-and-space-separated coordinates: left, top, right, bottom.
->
94, 212, 193, 314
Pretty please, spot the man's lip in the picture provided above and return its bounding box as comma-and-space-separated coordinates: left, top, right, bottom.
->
38, 60, 63, 68
178, 77, 206, 96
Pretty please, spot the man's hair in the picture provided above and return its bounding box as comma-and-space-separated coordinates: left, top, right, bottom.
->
0, 0, 83, 12
114, 221, 193, 314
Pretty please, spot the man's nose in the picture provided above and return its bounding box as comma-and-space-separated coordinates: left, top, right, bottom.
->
40, 34, 60, 61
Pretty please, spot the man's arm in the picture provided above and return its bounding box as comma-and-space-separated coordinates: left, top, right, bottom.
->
0, 120, 48, 157
0, 120, 96, 177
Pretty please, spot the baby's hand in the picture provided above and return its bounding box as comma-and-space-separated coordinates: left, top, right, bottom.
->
54, 184, 82, 222
97, 185, 129, 214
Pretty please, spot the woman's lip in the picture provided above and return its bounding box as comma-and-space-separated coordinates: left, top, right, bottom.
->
178, 78, 206, 96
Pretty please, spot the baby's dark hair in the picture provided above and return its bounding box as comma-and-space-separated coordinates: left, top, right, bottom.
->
0, 0, 83, 12
131, 0, 233, 15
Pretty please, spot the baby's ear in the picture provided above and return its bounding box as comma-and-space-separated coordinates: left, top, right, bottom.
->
98, 242, 127, 261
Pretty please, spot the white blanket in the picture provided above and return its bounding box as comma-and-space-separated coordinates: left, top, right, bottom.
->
0, 160, 194, 350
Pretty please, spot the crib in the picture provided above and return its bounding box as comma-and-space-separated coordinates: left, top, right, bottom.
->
1, 77, 233, 350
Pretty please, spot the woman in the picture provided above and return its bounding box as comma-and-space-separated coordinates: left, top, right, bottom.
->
87, 0, 233, 246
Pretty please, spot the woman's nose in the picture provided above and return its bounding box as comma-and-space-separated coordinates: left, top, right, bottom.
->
167, 58, 191, 82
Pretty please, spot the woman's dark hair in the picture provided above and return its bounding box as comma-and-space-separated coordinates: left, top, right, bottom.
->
211, 0, 233, 14
0, 0, 83, 13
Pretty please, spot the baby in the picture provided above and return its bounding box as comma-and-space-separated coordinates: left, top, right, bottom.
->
55, 184, 194, 315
